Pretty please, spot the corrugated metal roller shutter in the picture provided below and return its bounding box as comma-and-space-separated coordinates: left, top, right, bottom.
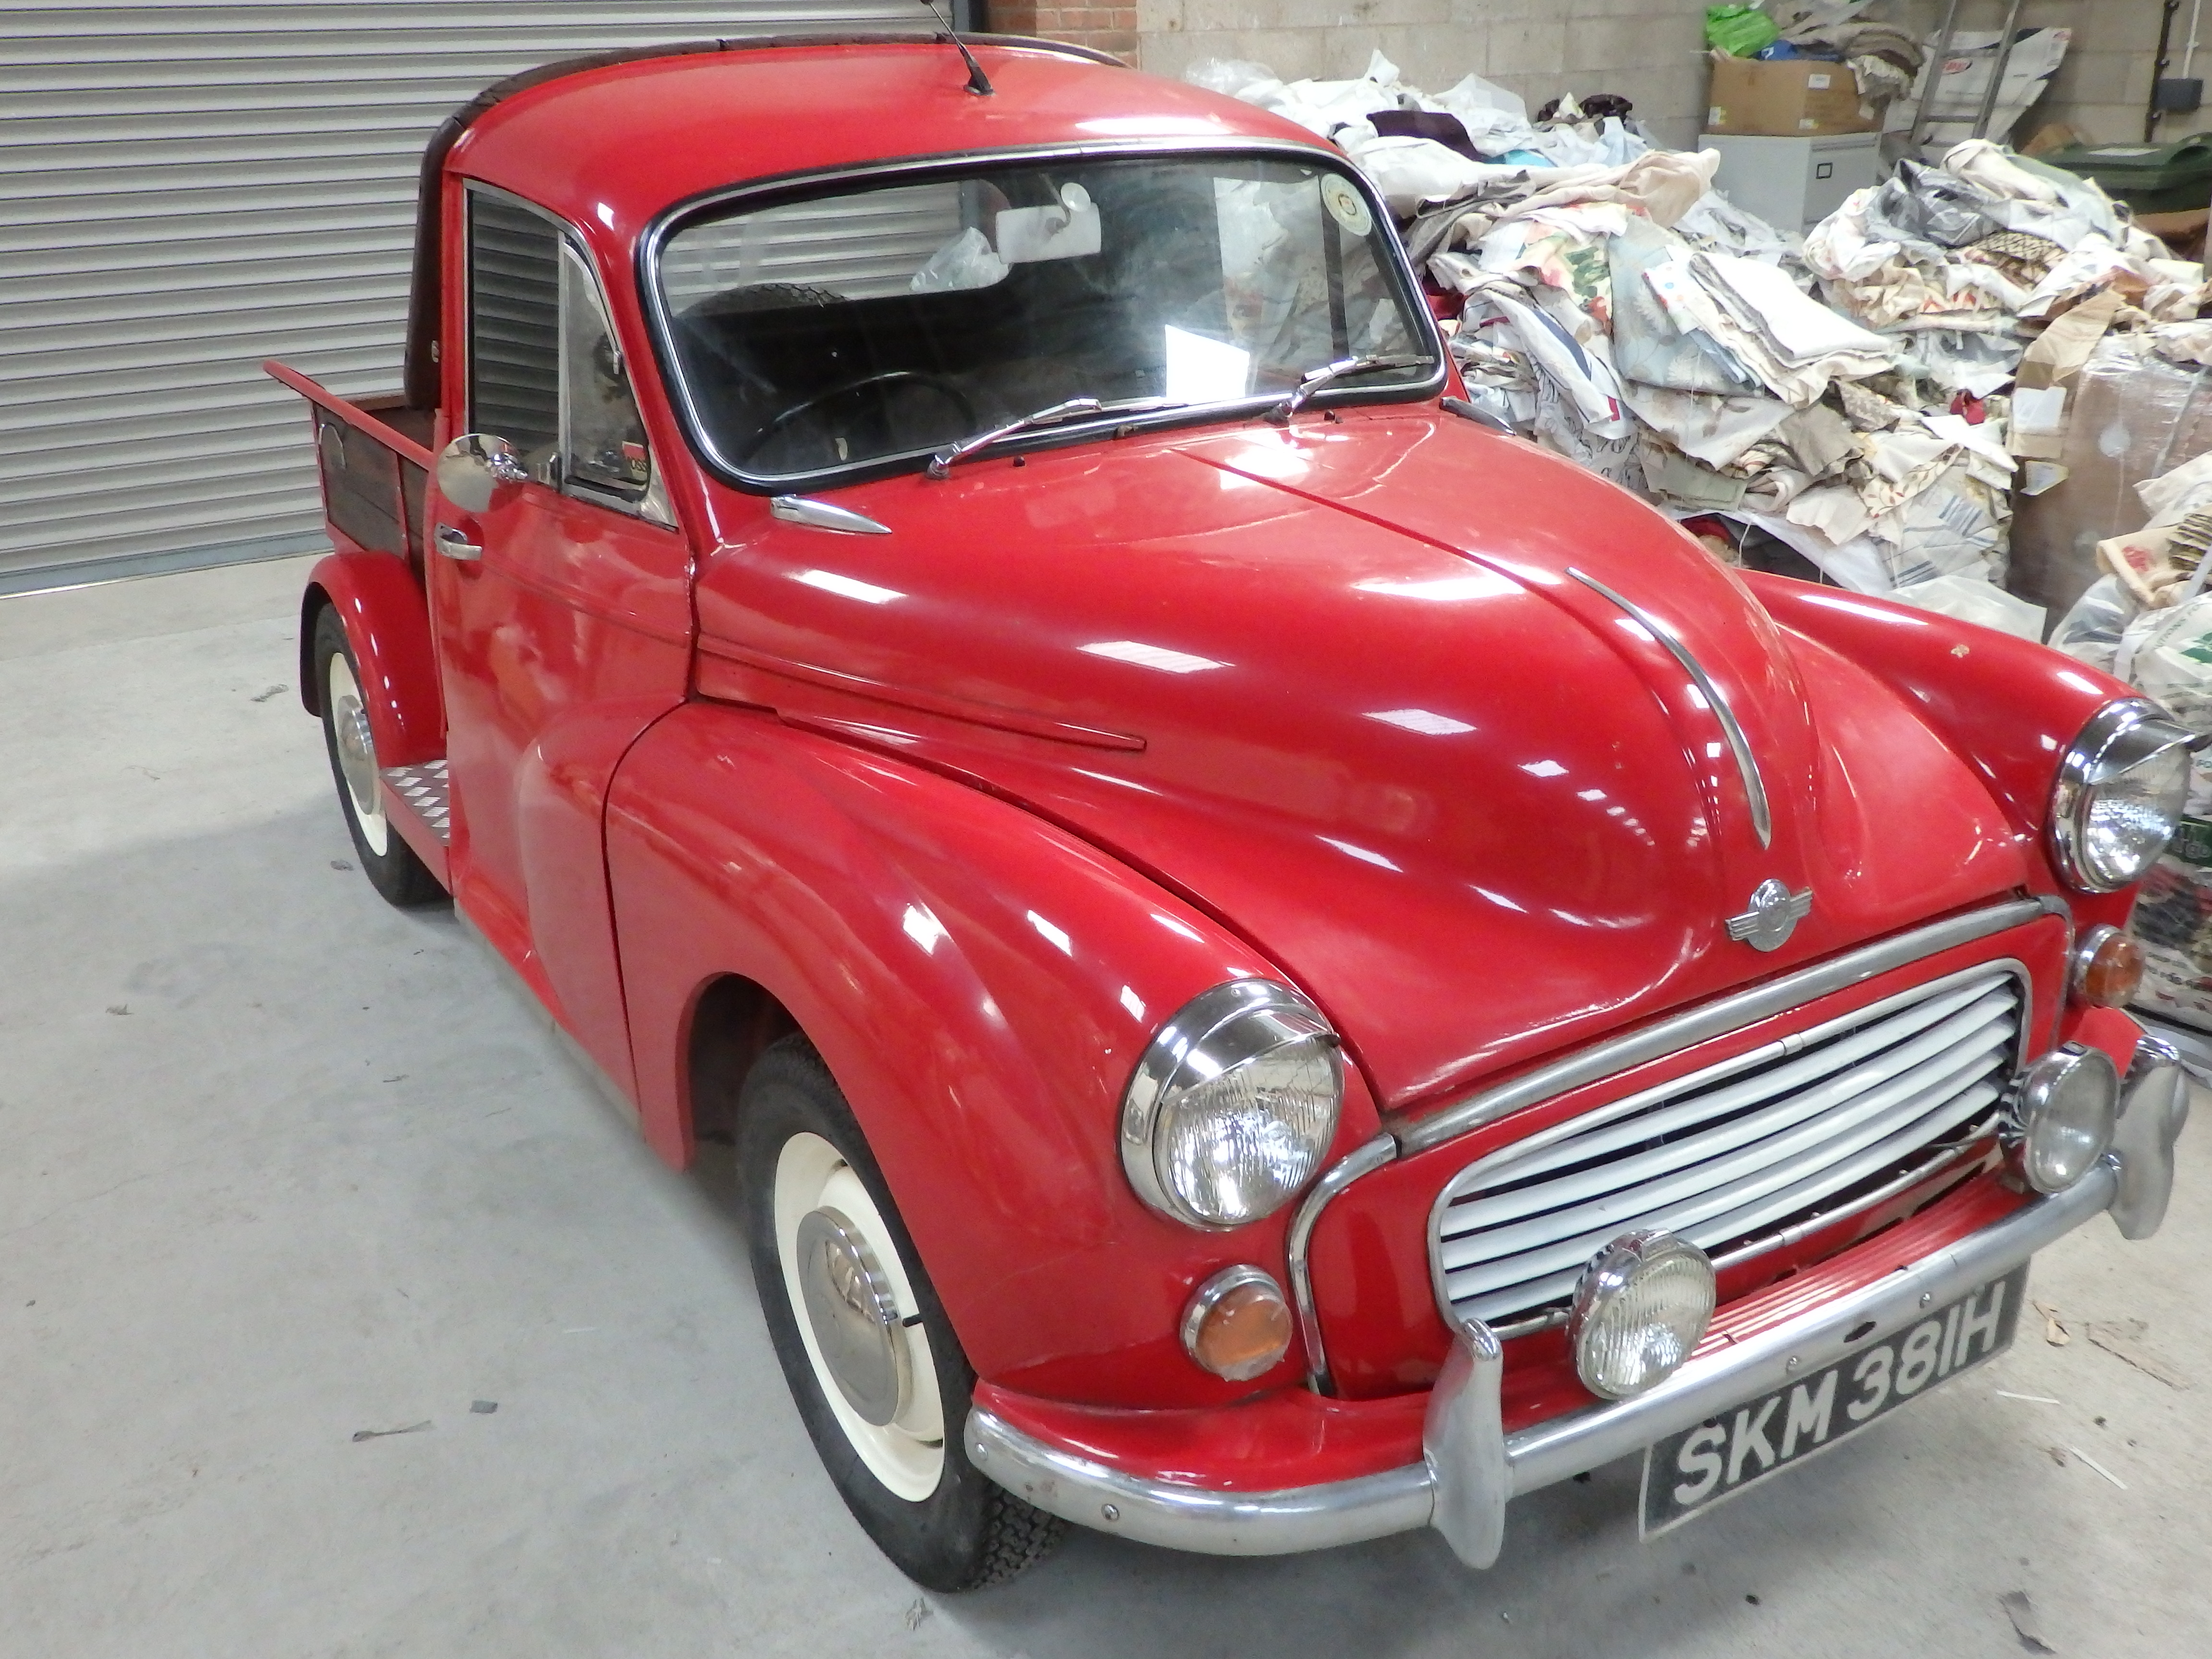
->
0, 0, 950, 594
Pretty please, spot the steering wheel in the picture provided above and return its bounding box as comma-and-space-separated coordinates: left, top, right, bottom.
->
733, 370, 978, 464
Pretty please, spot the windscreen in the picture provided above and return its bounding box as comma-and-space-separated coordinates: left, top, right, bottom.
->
655, 153, 1435, 481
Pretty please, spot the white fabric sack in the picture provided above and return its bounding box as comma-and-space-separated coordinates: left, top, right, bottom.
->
1182, 59, 1285, 103
1345, 133, 1493, 215
1940, 139, 2062, 205
1421, 71, 1532, 147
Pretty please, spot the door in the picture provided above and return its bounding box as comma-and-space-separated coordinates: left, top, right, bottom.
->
428, 185, 692, 1097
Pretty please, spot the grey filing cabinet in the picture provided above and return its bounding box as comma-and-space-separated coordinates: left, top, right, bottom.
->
1698, 132, 1884, 236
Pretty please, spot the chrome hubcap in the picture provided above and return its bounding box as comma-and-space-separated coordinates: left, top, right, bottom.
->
325, 649, 388, 858
336, 698, 377, 817
773, 1132, 945, 1499
795, 1206, 910, 1427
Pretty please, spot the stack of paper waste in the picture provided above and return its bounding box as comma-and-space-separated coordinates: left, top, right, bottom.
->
2046, 428, 2212, 1030
1190, 51, 2206, 623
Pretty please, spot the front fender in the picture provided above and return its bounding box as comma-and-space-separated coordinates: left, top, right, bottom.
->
605, 703, 1384, 1408
1749, 572, 2139, 926
300, 551, 445, 768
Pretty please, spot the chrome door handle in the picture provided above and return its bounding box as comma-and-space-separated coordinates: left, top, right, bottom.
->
435, 523, 482, 561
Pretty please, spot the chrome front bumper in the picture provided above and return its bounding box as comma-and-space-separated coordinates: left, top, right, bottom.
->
967, 1037, 2189, 1567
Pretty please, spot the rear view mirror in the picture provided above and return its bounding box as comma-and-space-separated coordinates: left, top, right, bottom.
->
437, 433, 529, 514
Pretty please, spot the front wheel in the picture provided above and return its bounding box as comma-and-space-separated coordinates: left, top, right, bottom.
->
312, 606, 444, 908
738, 1036, 1065, 1591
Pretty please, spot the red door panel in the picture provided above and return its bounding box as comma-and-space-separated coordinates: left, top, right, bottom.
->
428, 481, 690, 1095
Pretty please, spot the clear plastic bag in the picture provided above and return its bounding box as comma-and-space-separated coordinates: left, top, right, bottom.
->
2121, 592, 2212, 730
2134, 855, 2212, 1033
2047, 574, 2135, 668
907, 227, 1007, 294
1182, 59, 1283, 100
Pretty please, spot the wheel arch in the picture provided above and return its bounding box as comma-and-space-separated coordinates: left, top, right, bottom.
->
299, 551, 445, 767
684, 970, 801, 1146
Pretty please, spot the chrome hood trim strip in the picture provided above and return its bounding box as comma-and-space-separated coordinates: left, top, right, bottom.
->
1568, 565, 1772, 850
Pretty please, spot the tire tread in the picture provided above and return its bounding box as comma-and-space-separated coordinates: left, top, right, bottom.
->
965, 1485, 1069, 1589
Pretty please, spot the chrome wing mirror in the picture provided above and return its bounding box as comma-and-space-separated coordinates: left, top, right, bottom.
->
436, 433, 529, 515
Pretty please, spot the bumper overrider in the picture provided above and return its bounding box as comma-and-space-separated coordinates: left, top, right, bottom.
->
966, 1037, 2190, 1567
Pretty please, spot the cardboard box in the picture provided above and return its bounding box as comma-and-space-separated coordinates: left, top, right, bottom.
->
1706, 56, 1878, 137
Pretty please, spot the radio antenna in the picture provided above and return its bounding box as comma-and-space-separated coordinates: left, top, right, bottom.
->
917, 0, 993, 95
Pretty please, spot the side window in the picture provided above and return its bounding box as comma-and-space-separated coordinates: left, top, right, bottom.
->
558, 242, 651, 502
467, 188, 663, 520
467, 192, 560, 470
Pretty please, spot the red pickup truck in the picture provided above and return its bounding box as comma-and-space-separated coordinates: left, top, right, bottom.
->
270, 36, 2193, 1592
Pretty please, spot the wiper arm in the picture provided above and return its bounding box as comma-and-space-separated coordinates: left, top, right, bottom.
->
1265, 353, 1432, 425
926, 396, 1178, 478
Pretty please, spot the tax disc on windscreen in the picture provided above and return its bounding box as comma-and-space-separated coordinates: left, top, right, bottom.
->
1320, 174, 1372, 237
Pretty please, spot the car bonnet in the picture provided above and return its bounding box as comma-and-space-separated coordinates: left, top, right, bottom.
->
689, 410, 2030, 1111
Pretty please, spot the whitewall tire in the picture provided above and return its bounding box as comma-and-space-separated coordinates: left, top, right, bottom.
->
738, 1035, 1065, 1591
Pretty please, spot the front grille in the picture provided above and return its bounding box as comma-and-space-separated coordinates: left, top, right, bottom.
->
1430, 965, 2023, 1331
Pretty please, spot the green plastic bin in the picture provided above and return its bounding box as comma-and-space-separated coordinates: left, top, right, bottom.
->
2044, 135, 2212, 215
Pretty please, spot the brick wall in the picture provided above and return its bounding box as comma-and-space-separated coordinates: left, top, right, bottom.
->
988, 2, 1141, 64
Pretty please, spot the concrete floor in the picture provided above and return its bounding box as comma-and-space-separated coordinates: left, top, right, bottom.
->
3, 557, 2210, 1658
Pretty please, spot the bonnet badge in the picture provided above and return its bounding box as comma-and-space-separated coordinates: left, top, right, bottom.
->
1727, 878, 1813, 952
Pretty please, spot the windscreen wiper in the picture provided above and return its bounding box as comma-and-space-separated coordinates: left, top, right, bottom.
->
926, 396, 1180, 478
1265, 352, 1432, 425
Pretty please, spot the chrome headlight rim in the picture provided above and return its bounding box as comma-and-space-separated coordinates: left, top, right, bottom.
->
2049, 697, 2198, 893
1119, 978, 1344, 1231
2010, 1043, 2119, 1193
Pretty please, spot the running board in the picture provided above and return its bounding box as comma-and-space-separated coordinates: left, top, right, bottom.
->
382, 759, 451, 844
377, 758, 453, 888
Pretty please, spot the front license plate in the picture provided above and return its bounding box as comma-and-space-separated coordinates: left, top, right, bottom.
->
1639, 1264, 2027, 1537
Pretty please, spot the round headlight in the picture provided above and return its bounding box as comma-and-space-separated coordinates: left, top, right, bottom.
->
2013, 1045, 2118, 1192
1568, 1230, 1716, 1401
2050, 699, 2197, 892
1120, 980, 1344, 1229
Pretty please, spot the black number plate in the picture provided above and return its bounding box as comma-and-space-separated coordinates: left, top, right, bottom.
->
1639, 1265, 2027, 1537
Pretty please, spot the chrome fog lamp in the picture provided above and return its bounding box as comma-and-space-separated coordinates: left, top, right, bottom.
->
2012, 1046, 2119, 1193
2050, 699, 2198, 892
1120, 980, 1344, 1229
1568, 1230, 1717, 1401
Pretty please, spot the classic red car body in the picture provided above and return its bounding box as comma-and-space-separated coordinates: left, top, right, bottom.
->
272, 37, 2185, 1571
